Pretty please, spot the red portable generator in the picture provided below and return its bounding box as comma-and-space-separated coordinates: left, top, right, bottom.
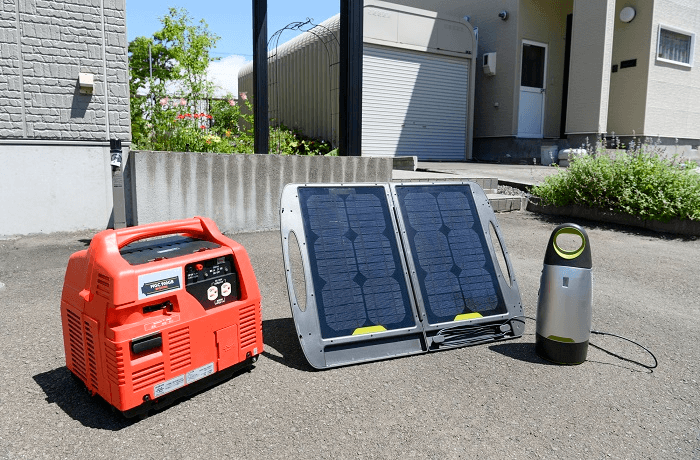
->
60, 217, 263, 418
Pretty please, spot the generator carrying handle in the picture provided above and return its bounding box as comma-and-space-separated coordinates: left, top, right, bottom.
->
113, 217, 224, 249
543, 223, 592, 269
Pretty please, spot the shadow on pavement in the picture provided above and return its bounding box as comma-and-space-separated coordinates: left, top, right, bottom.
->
262, 317, 315, 372
32, 367, 136, 431
488, 342, 557, 365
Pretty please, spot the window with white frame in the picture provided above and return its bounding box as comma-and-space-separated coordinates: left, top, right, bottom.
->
657, 25, 695, 67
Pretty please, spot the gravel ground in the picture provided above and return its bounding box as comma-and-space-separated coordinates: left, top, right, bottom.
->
1, 211, 699, 459
498, 184, 531, 198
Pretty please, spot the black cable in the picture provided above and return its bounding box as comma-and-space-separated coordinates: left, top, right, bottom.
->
510, 316, 658, 370
590, 330, 658, 370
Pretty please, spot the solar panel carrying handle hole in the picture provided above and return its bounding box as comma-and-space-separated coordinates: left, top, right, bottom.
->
488, 221, 512, 288
285, 231, 307, 312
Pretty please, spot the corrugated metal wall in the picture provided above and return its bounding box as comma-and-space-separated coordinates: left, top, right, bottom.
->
362, 45, 469, 160
238, 8, 473, 159
239, 16, 340, 147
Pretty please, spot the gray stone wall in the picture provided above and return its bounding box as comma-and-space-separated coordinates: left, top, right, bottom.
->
0, 0, 130, 140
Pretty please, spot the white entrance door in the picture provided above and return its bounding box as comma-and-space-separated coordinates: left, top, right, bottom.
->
518, 40, 547, 138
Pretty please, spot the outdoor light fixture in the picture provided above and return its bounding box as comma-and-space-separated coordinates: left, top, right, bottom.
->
619, 7, 636, 23
498, 10, 508, 21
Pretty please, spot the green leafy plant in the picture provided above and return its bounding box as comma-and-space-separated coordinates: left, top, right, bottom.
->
531, 136, 700, 222
128, 8, 334, 156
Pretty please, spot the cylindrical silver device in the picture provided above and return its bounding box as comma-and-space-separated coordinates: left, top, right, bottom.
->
536, 224, 592, 364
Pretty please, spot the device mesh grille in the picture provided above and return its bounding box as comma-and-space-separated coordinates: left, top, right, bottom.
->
168, 327, 191, 372
66, 309, 86, 381
84, 321, 99, 392
96, 273, 112, 299
132, 363, 165, 391
104, 341, 126, 385
239, 304, 257, 348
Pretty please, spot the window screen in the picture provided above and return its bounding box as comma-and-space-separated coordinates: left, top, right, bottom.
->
395, 185, 507, 324
658, 27, 694, 66
298, 186, 415, 339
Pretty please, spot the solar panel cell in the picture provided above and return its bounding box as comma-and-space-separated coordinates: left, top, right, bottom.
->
395, 185, 507, 324
299, 187, 415, 339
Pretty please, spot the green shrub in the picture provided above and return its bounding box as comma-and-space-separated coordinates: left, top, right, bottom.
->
531, 139, 700, 222
129, 8, 334, 156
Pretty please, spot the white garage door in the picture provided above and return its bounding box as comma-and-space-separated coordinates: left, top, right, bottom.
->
362, 44, 469, 160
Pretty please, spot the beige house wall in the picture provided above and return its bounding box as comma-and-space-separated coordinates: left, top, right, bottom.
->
468, 0, 520, 137
644, 0, 700, 140
566, 0, 617, 135
606, 0, 653, 137
517, 0, 573, 138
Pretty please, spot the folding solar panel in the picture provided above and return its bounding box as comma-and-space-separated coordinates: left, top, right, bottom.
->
280, 184, 424, 369
391, 183, 524, 350
280, 181, 524, 369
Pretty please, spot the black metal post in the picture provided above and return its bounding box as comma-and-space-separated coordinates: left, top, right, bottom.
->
339, 0, 363, 156
253, 0, 268, 154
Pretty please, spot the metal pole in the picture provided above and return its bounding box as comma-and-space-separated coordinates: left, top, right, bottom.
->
253, 0, 269, 154
339, 0, 363, 157
148, 43, 152, 80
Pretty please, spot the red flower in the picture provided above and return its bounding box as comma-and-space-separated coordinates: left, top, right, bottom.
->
207, 114, 213, 119
194, 113, 200, 118
200, 125, 206, 129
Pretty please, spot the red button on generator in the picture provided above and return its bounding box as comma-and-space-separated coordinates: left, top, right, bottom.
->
60, 217, 263, 418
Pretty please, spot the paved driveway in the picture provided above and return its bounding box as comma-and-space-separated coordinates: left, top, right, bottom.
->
1, 211, 698, 459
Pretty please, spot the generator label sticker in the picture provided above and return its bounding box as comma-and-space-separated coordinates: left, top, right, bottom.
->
153, 374, 185, 398
138, 267, 183, 300
186, 362, 214, 384
144, 313, 181, 332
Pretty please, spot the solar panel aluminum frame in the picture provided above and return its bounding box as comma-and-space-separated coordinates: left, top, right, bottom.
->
390, 181, 525, 349
280, 183, 426, 370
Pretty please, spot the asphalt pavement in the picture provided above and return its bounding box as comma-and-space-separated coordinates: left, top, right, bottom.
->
1, 211, 699, 459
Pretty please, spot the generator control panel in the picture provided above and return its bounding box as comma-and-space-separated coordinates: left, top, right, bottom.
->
185, 255, 239, 309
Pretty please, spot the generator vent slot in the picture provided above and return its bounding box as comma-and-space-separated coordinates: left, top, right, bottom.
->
168, 327, 191, 372
84, 321, 99, 392
66, 309, 86, 381
132, 363, 165, 391
96, 273, 112, 299
104, 341, 126, 385
239, 304, 257, 348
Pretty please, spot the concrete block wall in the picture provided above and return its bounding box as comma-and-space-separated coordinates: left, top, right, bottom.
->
127, 152, 394, 234
0, 0, 130, 140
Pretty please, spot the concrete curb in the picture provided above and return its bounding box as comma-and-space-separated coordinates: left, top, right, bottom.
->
526, 198, 700, 236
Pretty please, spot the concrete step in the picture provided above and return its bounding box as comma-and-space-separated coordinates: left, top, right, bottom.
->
487, 194, 527, 212
391, 170, 498, 194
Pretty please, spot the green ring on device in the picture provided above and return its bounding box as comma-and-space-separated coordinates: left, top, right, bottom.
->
553, 227, 586, 259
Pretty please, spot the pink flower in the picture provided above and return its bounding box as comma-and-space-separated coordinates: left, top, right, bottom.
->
180, 98, 186, 106
228, 99, 236, 106
239, 92, 247, 101
159, 97, 169, 106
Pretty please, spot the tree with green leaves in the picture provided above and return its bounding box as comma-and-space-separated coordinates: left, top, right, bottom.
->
128, 8, 220, 149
